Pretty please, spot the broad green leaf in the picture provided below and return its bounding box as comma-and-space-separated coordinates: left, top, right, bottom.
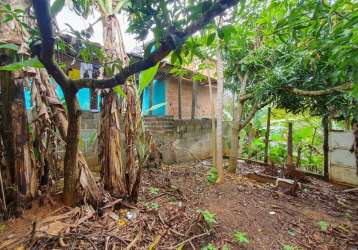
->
0, 43, 18, 51
114, 85, 126, 98
138, 62, 159, 94
143, 102, 166, 113
206, 32, 216, 46
50, 0, 65, 17
0, 58, 43, 71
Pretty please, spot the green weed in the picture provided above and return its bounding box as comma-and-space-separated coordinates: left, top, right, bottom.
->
233, 231, 250, 244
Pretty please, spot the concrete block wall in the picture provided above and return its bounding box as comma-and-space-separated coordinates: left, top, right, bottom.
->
78, 112, 228, 167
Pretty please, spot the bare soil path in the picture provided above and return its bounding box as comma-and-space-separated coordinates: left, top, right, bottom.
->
0, 162, 357, 249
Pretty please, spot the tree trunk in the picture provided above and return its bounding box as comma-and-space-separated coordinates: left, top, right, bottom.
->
228, 73, 248, 173
205, 61, 216, 166
215, 46, 224, 183
36, 69, 101, 206
0, 71, 37, 199
286, 122, 293, 175
62, 89, 81, 205
98, 91, 125, 197
296, 145, 302, 169
247, 123, 254, 159
100, 14, 147, 201
323, 115, 329, 179
90, 89, 98, 111
100, 14, 129, 198
264, 107, 271, 164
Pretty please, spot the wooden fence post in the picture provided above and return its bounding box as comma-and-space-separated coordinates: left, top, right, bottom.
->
287, 122, 293, 173
323, 115, 329, 180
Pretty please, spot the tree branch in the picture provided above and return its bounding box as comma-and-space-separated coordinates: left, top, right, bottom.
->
239, 100, 270, 130
289, 83, 353, 96
32, 0, 240, 91
239, 93, 253, 102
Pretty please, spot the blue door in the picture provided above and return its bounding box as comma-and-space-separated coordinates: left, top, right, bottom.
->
142, 80, 166, 116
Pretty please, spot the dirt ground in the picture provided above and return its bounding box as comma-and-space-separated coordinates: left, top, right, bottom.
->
1, 161, 357, 249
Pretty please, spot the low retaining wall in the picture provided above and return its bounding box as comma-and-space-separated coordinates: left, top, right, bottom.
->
78, 112, 227, 167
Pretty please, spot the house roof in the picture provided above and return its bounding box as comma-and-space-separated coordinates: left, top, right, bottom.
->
128, 51, 217, 85
57, 34, 217, 85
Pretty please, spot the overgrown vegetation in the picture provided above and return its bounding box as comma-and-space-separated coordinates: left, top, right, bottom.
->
0, 0, 357, 248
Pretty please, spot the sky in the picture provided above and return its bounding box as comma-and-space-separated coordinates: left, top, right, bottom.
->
56, 6, 141, 52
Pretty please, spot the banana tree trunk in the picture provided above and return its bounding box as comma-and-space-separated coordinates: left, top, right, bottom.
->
100, 14, 129, 197
0, 71, 38, 199
98, 90, 125, 196
36, 69, 101, 206
100, 14, 157, 200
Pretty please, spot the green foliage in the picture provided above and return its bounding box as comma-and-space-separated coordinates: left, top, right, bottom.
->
0, 43, 18, 50
283, 245, 294, 250
201, 243, 217, 250
0, 58, 43, 71
114, 85, 126, 98
317, 220, 329, 232
198, 209, 216, 226
138, 62, 160, 94
148, 186, 159, 195
50, 0, 65, 17
222, 245, 230, 250
207, 167, 218, 184
233, 231, 249, 244
146, 202, 159, 210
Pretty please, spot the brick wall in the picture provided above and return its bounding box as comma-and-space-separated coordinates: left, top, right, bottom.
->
166, 77, 217, 119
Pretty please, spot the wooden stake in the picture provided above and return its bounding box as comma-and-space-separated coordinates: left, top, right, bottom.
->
323, 115, 329, 180
287, 122, 293, 173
